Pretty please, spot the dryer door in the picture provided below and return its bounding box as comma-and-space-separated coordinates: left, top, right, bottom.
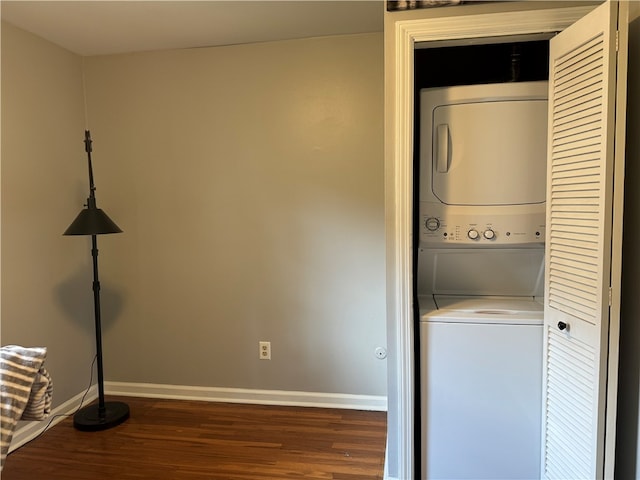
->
431, 97, 548, 206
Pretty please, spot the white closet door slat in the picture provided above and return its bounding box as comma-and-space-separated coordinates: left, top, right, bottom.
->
544, 328, 596, 478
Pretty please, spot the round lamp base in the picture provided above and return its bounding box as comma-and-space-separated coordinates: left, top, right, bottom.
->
73, 401, 130, 431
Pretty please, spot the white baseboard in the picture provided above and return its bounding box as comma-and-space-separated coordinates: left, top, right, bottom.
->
9, 385, 98, 453
105, 381, 388, 411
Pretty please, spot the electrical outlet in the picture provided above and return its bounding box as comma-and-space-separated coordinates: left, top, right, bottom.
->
259, 341, 271, 360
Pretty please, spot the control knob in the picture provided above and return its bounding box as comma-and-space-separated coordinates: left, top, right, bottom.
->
467, 229, 479, 240
483, 229, 496, 240
425, 217, 440, 232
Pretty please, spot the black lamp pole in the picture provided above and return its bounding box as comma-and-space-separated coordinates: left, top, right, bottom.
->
64, 130, 129, 431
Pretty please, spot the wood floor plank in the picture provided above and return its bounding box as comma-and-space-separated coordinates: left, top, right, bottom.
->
3, 396, 386, 479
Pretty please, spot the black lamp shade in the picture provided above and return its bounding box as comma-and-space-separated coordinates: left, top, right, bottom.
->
64, 207, 122, 236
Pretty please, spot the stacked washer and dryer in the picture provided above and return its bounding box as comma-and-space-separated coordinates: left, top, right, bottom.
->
417, 81, 549, 479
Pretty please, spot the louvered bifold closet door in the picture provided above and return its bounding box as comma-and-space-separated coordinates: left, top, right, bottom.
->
543, 2, 619, 479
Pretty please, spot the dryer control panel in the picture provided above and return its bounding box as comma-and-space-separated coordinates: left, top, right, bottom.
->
420, 203, 545, 246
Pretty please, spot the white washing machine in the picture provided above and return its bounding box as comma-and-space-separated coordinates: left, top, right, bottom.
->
420, 295, 543, 480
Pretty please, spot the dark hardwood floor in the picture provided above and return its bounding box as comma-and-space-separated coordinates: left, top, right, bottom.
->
3, 396, 387, 479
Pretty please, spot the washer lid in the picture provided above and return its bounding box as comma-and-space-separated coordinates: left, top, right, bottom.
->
434, 295, 543, 314
422, 310, 543, 325
421, 295, 544, 325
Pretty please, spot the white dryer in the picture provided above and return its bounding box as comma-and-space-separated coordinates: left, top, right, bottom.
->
419, 295, 543, 480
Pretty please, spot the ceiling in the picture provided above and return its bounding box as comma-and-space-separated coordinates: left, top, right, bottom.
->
0, 1, 384, 56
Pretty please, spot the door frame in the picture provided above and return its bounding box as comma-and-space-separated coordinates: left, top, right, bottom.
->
384, 4, 597, 479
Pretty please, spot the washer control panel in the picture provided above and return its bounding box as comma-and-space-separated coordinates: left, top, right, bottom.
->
420, 205, 545, 246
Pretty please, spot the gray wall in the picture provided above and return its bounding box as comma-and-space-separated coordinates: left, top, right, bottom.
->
1, 24, 387, 407
1, 21, 97, 407
80, 33, 387, 395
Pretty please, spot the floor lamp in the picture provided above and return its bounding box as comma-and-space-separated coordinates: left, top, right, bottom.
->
64, 130, 130, 431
